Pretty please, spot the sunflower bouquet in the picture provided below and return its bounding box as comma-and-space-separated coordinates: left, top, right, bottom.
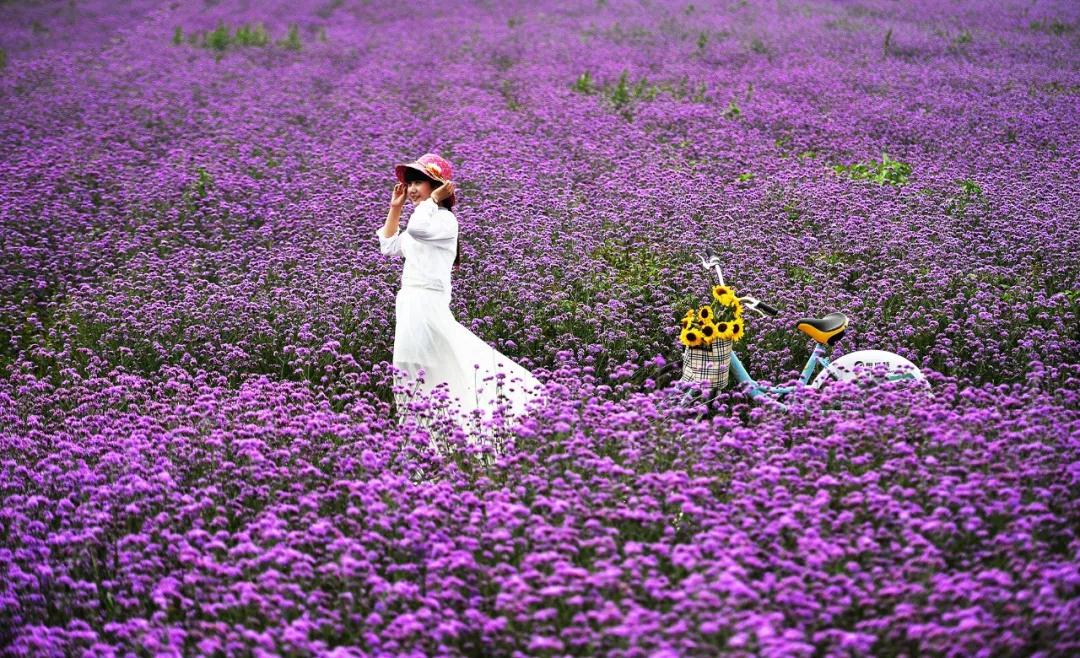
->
679, 284, 745, 347
678, 284, 745, 389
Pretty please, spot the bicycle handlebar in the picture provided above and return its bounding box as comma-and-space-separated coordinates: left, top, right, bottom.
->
755, 301, 780, 316
695, 251, 781, 317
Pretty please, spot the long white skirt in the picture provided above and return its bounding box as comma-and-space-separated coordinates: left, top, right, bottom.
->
392, 285, 545, 435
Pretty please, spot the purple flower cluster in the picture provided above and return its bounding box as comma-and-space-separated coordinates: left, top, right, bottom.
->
2, 366, 1078, 655
1, 0, 1078, 655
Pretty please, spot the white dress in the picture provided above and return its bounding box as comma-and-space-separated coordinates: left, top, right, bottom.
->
377, 198, 546, 432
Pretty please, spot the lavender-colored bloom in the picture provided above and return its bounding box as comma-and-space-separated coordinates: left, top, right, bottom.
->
2, 0, 1079, 655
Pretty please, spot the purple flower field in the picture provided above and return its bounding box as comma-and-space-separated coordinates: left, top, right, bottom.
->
2, 0, 1078, 655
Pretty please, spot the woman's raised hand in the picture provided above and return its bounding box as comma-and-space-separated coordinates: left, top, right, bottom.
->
390, 182, 407, 208
431, 180, 455, 204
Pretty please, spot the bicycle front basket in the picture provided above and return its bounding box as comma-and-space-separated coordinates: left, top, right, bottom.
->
680, 338, 732, 390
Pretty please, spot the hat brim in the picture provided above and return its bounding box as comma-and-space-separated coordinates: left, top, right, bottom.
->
395, 162, 447, 185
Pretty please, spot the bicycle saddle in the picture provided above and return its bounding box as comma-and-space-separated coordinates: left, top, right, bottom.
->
796, 312, 849, 345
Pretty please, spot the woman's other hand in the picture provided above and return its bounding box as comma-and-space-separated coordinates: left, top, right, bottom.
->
390, 182, 407, 208
431, 180, 455, 204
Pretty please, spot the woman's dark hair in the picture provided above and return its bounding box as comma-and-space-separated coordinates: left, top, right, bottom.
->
403, 167, 460, 268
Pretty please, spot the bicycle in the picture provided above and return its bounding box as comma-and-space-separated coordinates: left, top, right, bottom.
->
654, 248, 929, 412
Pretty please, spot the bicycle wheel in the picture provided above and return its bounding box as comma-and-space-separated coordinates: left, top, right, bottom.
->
811, 349, 930, 392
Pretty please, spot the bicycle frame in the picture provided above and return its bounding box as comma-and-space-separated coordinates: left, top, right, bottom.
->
727, 343, 832, 410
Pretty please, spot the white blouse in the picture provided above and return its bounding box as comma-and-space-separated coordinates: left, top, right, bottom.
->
376, 198, 459, 293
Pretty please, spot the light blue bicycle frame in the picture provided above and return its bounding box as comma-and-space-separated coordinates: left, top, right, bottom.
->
727, 343, 831, 410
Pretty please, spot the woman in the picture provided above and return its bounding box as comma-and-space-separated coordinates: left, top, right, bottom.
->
376, 153, 545, 435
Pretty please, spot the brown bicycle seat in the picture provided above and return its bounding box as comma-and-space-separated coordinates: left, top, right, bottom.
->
796, 312, 849, 345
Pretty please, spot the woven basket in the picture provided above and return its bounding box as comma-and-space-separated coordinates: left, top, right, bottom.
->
680, 338, 733, 390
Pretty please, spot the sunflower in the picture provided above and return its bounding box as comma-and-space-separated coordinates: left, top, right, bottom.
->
697, 305, 713, 321
699, 322, 716, 340
681, 328, 703, 348
731, 318, 744, 341
680, 318, 691, 330
683, 309, 696, 322
712, 285, 736, 306
714, 321, 733, 340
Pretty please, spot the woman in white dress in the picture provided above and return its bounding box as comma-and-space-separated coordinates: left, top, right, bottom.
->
375, 153, 545, 433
